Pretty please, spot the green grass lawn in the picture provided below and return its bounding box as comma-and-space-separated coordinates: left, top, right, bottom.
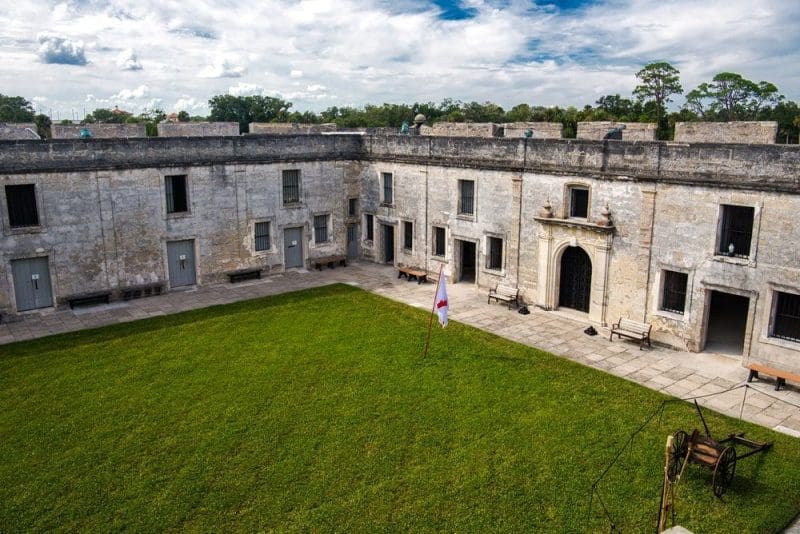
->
1, 284, 798, 532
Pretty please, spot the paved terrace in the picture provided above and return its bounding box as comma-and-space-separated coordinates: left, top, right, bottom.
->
1, 262, 799, 437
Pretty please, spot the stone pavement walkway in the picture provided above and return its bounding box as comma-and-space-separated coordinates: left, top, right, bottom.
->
2, 262, 799, 437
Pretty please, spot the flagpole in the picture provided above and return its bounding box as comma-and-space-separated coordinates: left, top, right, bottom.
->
422, 264, 445, 358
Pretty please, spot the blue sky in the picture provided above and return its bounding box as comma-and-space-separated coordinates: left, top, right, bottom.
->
1, 0, 798, 119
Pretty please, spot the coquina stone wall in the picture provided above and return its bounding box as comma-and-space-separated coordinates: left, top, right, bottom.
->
577, 122, 657, 141
0, 123, 39, 140
503, 122, 563, 139
157, 122, 240, 137
249, 123, 338, 134
52, 123, 147, 139
423, 122, 504, 137
673, 121, 778, 144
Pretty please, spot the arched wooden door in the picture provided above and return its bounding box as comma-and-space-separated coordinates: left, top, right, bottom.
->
559, 247, 592, 312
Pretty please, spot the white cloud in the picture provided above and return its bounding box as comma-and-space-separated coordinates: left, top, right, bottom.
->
306, 84, 326, 92
112, 85, 150, 100
174, 96, 205, 112
37, 32, 87, 65
228, 83, 265, 96
116, 48, 142, 71
198, 57, 246, 78
290, 70, 303, 78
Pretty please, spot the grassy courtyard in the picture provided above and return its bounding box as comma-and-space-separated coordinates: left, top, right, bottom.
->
1, 284, 798, 532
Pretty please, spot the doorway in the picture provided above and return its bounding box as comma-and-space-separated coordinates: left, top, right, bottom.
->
347, 224, 358, 259
704, 291, 749, 355
283, 227, 304, 268
559, 246, 592, 312
11, 257, 53, 311
457, 240, 477, 283
166, 240, 197, 288
382, 224, 395, 263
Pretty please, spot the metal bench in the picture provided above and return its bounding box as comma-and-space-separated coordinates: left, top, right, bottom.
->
66, 290, 112, 309
312, 255, 347, 270
226, 268, 262, 283
746, 362, 800, 391
487, 284, 519, 309
609, 317, 652, 349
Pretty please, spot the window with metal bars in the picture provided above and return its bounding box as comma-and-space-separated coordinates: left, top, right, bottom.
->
433, 226, 445, 256
403, 221, 413, 250
718, 205, 754, 257
365, 214, 374, 241
165, 175, 188, 213
569, 187, 589, 218
5, 184, 39, 227
487, 237, 503, 270
661, 270, 688, 314
348, 198, 358, 216
458, 180, 474, 215
314, 215, 329, 243
282, 170, 300, 204
254, 221, 270, 251
772, 291, 800, 342
382, 173, 393, 205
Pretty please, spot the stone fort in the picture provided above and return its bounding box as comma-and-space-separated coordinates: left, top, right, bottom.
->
1, 120, 798, 377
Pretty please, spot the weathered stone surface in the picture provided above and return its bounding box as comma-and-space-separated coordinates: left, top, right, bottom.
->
157, 122, 240, 137
674, 121, 777, 144
577, 121, 657, 141
424, 122, 503, 138
503, 122, 563, 139
0, 123, 39, 140
249, 123, 337, 134
52, 123, 146, 139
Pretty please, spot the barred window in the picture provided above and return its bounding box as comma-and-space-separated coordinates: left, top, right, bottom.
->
433, 226, 445, 256
5, 184, 39, 227
772, 292, 800, 342
487, 237, 503, 270
314, 215, 329, 243
459, 180, 474, 215
661, 270, 688, 314
255, 221, 270, 251
365, 214, 374, 241
718, 205, 754, 258
282, 170, 300, 204
348, 198, 358, 216
403, 221, 413, 250
569, 187, 588, 218
165, 175, 188, 213
382, 173, 393, 205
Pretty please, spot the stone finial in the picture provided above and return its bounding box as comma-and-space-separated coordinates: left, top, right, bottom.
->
539, 199, 553, 218
596, 203, 613, 227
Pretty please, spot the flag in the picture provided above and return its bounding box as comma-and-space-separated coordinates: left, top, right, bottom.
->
435, 275, 448, 327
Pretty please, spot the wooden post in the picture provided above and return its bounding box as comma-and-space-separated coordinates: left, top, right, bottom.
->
421, 265, 445, 358
658, 435, 674, 533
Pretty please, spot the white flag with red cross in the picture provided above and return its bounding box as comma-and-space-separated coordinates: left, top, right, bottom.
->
435, 275, 449, 327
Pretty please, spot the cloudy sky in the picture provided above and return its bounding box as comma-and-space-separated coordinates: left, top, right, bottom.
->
1, 0, 799, 119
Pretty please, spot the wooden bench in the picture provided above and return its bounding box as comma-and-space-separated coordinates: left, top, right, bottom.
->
746, 362, 800, 391
313, 255, 347, 270
227, 268, 262, 283
487, 284, 519, 309
609, 317, 652, 349
398, 266, 428, 284
120, 282, 163, 301
66, 290, 112, 309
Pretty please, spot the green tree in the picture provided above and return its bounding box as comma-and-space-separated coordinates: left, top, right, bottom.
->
84, 108, 127, 124
505, 103, 532, 122
633, 62, 683, 139
208, 95, 293, 133
685, 72, 782, 121
34, 113, 52, 138
0, 94, 36, 122
177, 111, 190, 122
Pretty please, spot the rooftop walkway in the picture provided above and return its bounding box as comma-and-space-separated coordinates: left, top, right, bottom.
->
2, 262, 799, 437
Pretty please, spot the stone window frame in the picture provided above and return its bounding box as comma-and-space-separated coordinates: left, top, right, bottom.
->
714, 203, 759, 262
348, 197, 358, 217
762, 284, 800, 350
432, 225, 446, 257
364, 213, 374, 243
484, 233, 504, 272
313, 213, 330, 245
457, 179, 477, 220
563, 182, 590, 219
164, 174, 192, 219
253, 218, 274, 253
654, 265, 693, 321
381, 172, 394, 207
3, 182, 45, 234
282, 169, 302, 206
402, 220, 413, 252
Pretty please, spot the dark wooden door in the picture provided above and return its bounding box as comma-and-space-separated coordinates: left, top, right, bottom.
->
559, 246, 591, 312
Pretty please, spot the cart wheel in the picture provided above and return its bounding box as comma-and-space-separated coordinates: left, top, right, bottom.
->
713, 446, 737, 498
668, 430, 689, 482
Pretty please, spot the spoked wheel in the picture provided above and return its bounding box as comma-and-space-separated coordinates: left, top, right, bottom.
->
713, 446, 737, 498
668, 430, 689, 482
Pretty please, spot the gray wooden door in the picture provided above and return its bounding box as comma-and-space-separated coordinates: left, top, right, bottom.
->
284, 227, 304, 268
167, 240, 196, 287
11, 257, 53, 311
347, 224, 358, 258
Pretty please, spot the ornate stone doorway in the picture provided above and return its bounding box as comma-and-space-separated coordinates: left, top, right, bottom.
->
559, 246, 592, 312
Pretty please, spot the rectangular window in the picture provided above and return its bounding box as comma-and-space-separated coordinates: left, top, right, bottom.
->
487, 237, 503, 270
282, 169, 300, 204
433, 226, 445, 256
458, 180, 475, 215
569, 187, 589, 218
314, 214, 329, 243
254, 221, 270, 251
165, 175, 188, 214
661, 270, 688, 314
718, 205, 754, 257
772, 291, 800, 342
403, 221, 413, 250
365, 214, 374, 241
348, 198, 358, 216
5, 184, 39, 227
382, 173, 393, 204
